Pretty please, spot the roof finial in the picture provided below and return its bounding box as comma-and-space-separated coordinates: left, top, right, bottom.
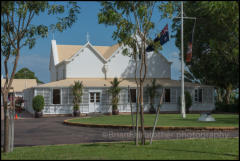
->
86, 32, 90, 43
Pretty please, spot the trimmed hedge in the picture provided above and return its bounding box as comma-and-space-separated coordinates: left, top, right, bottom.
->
32, 95, 45, 112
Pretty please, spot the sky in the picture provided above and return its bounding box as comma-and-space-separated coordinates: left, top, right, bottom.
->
1, 2, 183, 83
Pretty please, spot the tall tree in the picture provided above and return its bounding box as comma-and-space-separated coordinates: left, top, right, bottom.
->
98, 1, 173, 145
1, 1, 80, 152
172, 1, 239, 104
14, 67, 44, 84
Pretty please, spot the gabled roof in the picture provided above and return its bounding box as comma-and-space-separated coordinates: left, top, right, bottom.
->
56, 43, 120, 64
1, 79, 37, 92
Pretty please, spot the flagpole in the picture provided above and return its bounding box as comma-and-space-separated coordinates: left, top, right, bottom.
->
181, 1, 186, 118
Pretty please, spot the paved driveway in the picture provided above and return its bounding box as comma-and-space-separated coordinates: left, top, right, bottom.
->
1, 116, 239, 147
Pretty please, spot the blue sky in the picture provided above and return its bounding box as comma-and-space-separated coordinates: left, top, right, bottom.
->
1, 2, 183, 83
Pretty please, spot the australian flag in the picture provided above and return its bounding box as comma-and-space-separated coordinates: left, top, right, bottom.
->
146, 24, 169, 52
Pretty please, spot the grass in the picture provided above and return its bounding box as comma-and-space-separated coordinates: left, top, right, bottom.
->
1, 138, 239, 160
68, 114, 239, 127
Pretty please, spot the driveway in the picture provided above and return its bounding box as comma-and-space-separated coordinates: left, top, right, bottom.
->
1, 116, 239, 147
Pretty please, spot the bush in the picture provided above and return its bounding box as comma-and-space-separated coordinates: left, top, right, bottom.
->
214, 102, 239, 113
32, 95, 44, 112
178, 91, 192, 113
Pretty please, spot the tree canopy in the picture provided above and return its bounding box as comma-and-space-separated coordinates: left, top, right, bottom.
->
172, 1, 239, 103
14, 67, 44, 84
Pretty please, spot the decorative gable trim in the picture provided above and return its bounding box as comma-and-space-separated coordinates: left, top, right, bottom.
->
106, 44, 123, 62
66, 42, 107, 64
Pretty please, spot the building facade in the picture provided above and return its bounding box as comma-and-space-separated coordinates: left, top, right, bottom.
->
24, 40, 215, 115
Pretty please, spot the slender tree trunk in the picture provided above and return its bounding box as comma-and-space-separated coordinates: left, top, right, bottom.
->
139, 83, 145, 145
134, 52, 139, 146
3, 93, 11, 153
3, 48, 20, 153
217, 88, 225, 103
224, 86, 232, 104
135, 86, 140, 146
216, 88, 223, 103
150, 88, 165, 145
128, 86, 135, 143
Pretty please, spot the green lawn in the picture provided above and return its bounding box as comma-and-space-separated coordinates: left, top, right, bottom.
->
68, 114, 239, 127
1, 138, 239, 160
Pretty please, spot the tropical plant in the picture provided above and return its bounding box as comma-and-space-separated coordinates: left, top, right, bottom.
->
145, 79, 161, 113
108, 78, 121, 115
32, 95, 44, 112
72, 81, 83, 114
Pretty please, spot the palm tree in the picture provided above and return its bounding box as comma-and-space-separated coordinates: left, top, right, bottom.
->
108, 77, 121, 115
72, 81, 83, 117
145, 79, 161, 113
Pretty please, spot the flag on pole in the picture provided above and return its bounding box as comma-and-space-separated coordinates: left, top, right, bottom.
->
146, 24, 169, 52
186, 41, 192, 62
159, 24, 169, 45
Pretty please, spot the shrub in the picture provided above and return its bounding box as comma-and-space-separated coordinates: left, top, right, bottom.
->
214, 102, 239, 113
178, 91, 192, 113
32, 95, 44, 112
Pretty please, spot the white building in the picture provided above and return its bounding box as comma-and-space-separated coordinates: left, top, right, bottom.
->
23, 39, 215, 115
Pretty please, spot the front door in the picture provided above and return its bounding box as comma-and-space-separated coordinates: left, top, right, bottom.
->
89, 91, 101, 113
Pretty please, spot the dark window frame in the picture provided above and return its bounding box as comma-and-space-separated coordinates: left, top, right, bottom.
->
164, 88, 171, 103
53, 89, 61, 105
129, 89, 137, 103
194, 88, 203, 103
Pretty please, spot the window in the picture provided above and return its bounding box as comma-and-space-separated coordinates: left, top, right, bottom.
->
90, 92, 95, 103
195, 88, 202, 103
129, 89, 136, 103
198, 89, 202, 103
53, 89, 61, 104
194, 89, 198, 102
96, 92, 100, 103
90, 92, 101, 103
164, 88, 171, 103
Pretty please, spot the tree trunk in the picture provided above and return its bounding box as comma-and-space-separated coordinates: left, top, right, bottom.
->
135, 86, 139, 146
224, 86, 232, 104
216, 88, 225, 103
3, 93, 11, 153
139, 83, 145, 145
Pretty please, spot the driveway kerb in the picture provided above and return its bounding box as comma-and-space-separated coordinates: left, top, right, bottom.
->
64, 118, 239, 131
